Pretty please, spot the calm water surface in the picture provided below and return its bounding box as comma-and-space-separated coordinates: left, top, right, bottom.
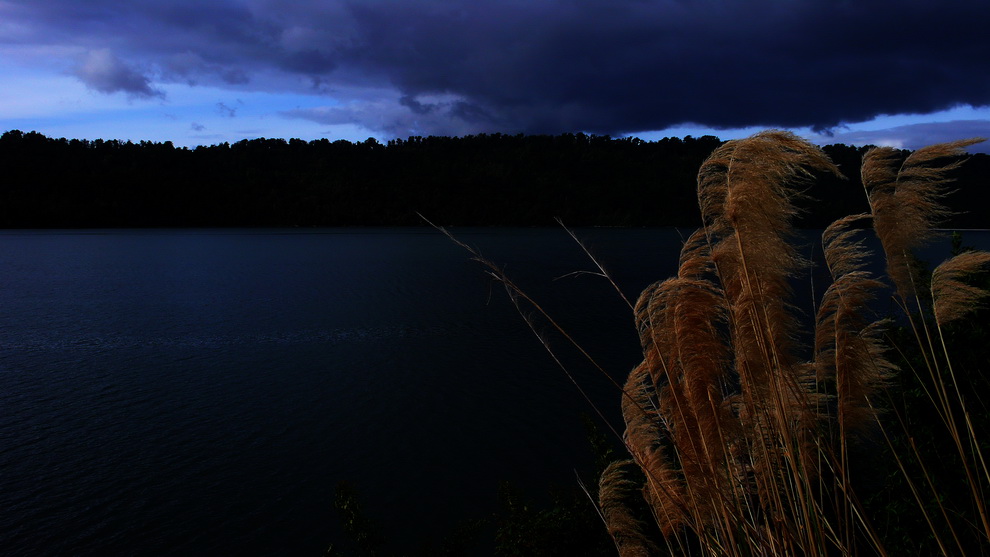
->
0, 228, 984, 555
0, 228, 685, 556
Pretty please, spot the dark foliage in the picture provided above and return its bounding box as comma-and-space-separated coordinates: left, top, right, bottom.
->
329, 481, 384, 557
325, 415, 620, 556
5, 130, 984, 228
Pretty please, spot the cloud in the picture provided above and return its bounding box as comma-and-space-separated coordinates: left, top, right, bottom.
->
282, 93, 493, 137
333, 1, 990, 136
73, 49, 164, 99
163, 51, 250, 86
818, 120, 990, 154
12, 1, 990, 138
191, 122, 205, 131
216, 101, 239, 118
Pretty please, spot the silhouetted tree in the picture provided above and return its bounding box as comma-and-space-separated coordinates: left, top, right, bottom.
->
1, 130, 986, 228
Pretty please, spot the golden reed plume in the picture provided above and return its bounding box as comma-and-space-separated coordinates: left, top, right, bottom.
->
931, 250, 990, 326
864, 139, 984, 300
599, 459, 657, 557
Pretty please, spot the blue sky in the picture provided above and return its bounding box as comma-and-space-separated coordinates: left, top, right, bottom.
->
2, 0, 989, 151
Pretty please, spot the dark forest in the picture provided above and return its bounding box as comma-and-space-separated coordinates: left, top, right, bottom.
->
2, 130, 988, 228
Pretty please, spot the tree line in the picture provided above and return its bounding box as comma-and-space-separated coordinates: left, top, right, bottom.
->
1, 129, 987, 228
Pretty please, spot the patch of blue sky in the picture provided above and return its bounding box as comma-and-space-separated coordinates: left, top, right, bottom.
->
835, 105, 990, 132
626, 105, 990, 151
629, 124, 769, 143
0, 68, 378, 147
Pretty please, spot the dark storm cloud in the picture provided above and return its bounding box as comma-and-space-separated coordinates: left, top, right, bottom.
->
338, 0, 990, 135
8, 0, 990, 136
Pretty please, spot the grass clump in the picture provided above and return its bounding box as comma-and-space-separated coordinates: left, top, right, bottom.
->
602, 131, 990, 556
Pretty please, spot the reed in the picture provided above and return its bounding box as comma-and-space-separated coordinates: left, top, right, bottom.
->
602, 131, 990, 556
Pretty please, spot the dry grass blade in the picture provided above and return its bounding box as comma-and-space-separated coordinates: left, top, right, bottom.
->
556, 218, 635, 310
419, 214, 630, 445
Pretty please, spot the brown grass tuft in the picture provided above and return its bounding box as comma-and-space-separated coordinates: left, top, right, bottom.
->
816, 213, 893, 437
864, 138, 985, 300
931, 250, 990, 326
599, 459, 657, 557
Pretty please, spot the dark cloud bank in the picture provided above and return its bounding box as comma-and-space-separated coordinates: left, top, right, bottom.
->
8, 0, 990, 139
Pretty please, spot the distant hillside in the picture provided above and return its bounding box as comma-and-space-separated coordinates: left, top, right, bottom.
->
1, 130, 988, 228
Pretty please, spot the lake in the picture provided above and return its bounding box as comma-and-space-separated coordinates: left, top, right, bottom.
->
0, 227, 984, 555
